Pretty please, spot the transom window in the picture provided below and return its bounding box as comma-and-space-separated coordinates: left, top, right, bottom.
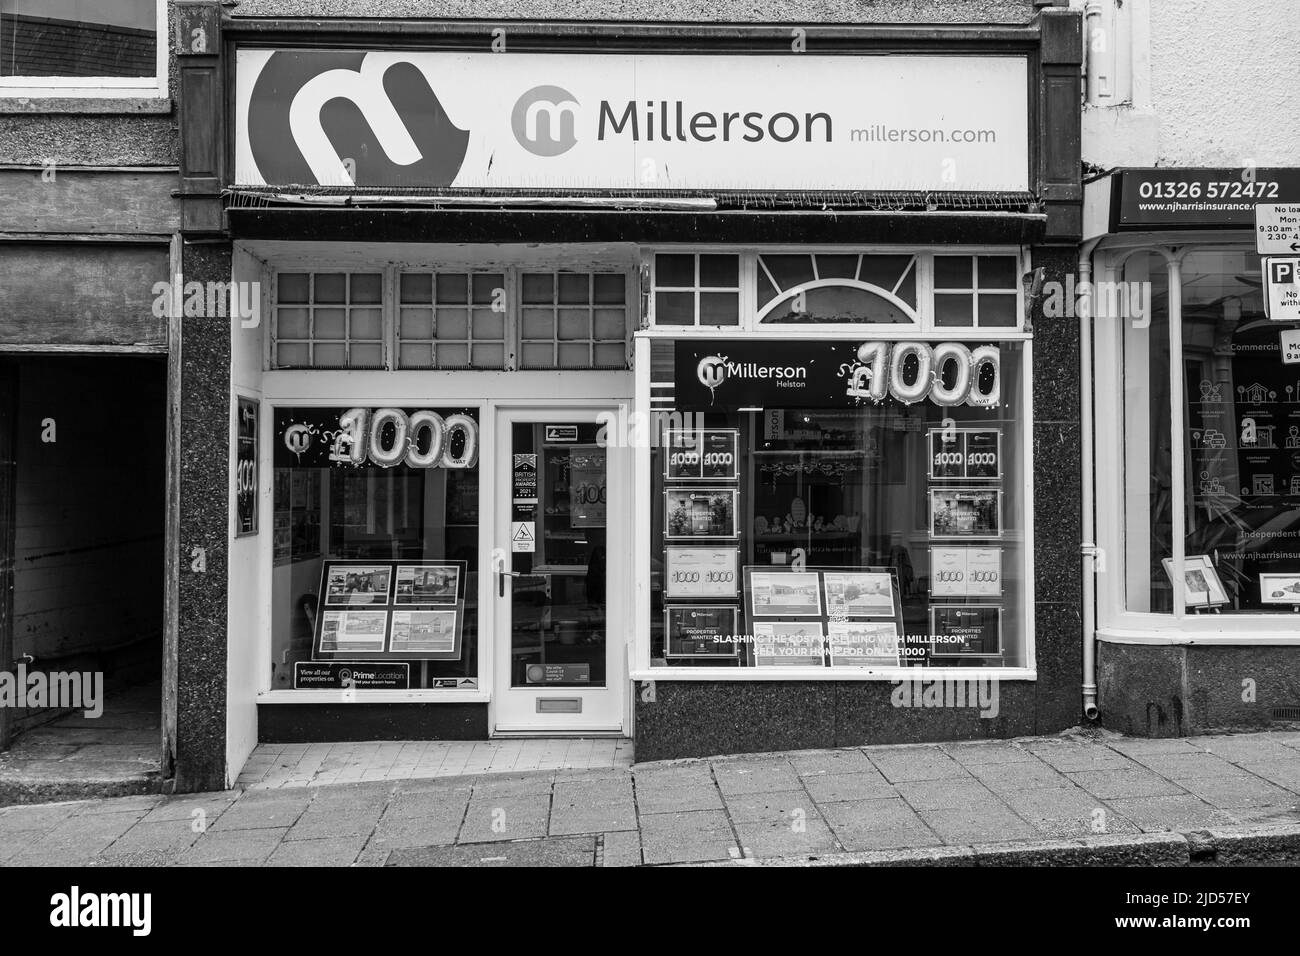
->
273, 272, 385, 370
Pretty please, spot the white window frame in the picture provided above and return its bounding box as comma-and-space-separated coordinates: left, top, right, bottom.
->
642, 245, 1028, 337
1093, 235, 1300, 644
0, 0, 168, 98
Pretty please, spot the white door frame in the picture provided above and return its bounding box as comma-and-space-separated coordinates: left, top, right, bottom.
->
490, 401, 631, 735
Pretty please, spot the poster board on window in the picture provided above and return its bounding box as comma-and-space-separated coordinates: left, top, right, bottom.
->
311, 559, 467, 661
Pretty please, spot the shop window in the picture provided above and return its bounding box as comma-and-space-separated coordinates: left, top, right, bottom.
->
273, 272, 385, 369
270, 406, 481, 691
0, 0, 164, 94
933, 255, 1020, 328
756, 253, 918, 325
652, 253, 741, 327
397, 271, 508, 370
1122, 250, 1300, 615
648, 340, 1028, 671
519, 271, 630, 369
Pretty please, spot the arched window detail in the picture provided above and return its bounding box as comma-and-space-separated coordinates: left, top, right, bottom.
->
755, 253, 919, 324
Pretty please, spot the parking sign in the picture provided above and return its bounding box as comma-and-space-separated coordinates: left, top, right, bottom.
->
1265, 258, 1300, 320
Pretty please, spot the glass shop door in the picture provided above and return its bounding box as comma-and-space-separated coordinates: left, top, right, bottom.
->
493, 407, 626, 732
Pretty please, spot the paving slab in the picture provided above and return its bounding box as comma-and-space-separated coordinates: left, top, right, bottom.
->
894, 778, 1002, 811
1235, 759, 1300, 793
1129, 752, 1253, 780
820, 797, 940, 851
599, 830, 642, 867
940, 742, 1037, 765
711, 759, 803, 795
180, 827, 289, 865
266, 835, 368, 866
999, 786, 1141, 838
789, 749, 876, 776
965, 759, 1074, 792
734, 816, 840, 858
1105, 795, 1238, 833
868, 747, 969, 783
1065, 767, 1189, 800
633, 783, 724, 814
1174, 773, 1299, 810
723, 790, 812, 824
459, 794, 550, 843
639, 809, 737, 865
918, 803, 1042, 844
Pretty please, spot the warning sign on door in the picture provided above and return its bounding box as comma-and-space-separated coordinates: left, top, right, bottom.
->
511, 521, 536, 552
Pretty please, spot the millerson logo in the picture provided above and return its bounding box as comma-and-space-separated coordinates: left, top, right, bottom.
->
512, 85, 579, 156
696, 354, 807, 404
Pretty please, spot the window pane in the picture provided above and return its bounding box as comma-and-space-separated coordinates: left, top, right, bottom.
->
558, 274, 589, 305
816, 255, 858, 280
522, 273, 554, 304
349, 344, 383, 368
522, 309, 555, 340
593, 273, 626, 304
593, 308, 627, 340
313, 309, 346, 339
276, 308, 310, 339
0, 1, 157, 78
315, 274, 346, 303
558, 343, 589, 368
436, 343, 469, 368
934, 294, 974, 327
399, 342, 433, 369
762, 254, 815, 291
472, 274, 504, 305
269, 407, 481, 690
436, 274, 468, 304
934, 256, 973, 289
400, 309, 434, 340
351, 273, 383, 304
655, 254, 695, 288
593, 343, 625, 368
699, 292, 740, 326
978, 256, 1018, 290
313, 343, 346, 367
350, 308, 383, 340
278, 273, 310, 304
471, 311, 505, 340
699, 255, 739, 287
655, 291, 695, 326
436, 309, 469, 340
276, 343, 310, 367
558, 310, 589, 340
470, 344, 505, 369
400, 273, 432, 303
978, 294, 1017, 328
521, 343, 554, 368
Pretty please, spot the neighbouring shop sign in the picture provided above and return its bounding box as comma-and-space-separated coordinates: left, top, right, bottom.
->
674, 340, 1001, 409
1111, 168, 1300, 230
235, 51, 1028, 191
236, 397, 258, 535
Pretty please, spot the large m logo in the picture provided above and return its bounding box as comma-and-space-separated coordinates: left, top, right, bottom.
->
246, 52, 469, 187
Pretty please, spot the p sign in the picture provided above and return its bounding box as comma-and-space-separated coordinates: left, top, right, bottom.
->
1265, 257, 1300, 320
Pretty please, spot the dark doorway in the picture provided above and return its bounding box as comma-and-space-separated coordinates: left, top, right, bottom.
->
0, 355, 166, 800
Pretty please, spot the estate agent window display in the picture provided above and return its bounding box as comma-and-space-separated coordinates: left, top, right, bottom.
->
641, 247, 1034, 676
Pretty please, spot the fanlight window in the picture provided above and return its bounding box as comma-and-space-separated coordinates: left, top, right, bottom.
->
756, 253, 918, 324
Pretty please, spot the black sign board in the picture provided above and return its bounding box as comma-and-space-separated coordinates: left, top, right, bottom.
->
236, 397, 258, 535
294, 661, 409, 689
675, 340, 866, 409
1111, 168, 1300, 231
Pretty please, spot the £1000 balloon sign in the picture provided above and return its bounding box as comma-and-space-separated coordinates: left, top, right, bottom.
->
844, 342, 1000, 408
328, 408, 479, 468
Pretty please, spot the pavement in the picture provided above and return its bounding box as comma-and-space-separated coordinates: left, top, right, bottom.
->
3, 728, 1300, 867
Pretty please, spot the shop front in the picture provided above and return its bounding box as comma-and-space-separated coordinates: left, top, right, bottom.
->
1084, 168, 1300, 736
175, 5, 1083, 780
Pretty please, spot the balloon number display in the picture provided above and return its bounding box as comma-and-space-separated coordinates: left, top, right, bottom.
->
329, 408, 479, 469
845, 342, 1000, 408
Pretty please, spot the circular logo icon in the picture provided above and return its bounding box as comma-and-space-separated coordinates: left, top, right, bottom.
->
697, 355, 727, 390
526, 664, 546, 684
284, 423, 313, 456
511, 85, 580, 157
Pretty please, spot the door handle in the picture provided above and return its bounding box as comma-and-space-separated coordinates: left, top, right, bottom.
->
497, 569, 520, 598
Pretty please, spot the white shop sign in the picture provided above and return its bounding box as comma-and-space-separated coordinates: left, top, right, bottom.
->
1264, 258, 1300, 321
235, 50, 1029, 191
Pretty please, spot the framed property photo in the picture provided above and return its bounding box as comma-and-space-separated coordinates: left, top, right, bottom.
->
1259, 572, 1300, 605
747, 569, 823, 617
664, 605, 740, 659
317, 609, 389, 655
323, 563, 393, 606
822, 571, 896, 618
929, 488, 1002, 539
388, 609, 458, 654
927, 428, 1002, 481
394, 564, 460, 605
665, 487, 738, 540
1161, 555, 1230, 608
929, 546, 1003, 598
752, 621, 826, 667
827, 621, 901, 667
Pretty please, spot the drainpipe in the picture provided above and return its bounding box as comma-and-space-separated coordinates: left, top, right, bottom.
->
1079, 237, 1103, 721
